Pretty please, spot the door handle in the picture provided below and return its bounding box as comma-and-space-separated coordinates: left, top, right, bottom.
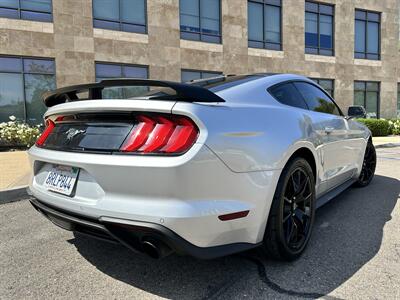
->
324, 127, 334, 134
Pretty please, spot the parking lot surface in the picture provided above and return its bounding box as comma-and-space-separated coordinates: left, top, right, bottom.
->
1, 147, 399, 299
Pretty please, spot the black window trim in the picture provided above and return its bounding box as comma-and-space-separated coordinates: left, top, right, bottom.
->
92, 0, 148, 34
354, 80, 380, 118
248, 0, 282, 51
179, 0, 222, 44
0, 0, 53, 22
267, 79, 344, 116
305, 0, 335, 56
354, 8, 381, 60
0, 54, 56, 123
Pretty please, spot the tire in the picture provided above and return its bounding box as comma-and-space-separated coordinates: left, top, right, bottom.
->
261, 157, 316, 261
355, 139, 376, 187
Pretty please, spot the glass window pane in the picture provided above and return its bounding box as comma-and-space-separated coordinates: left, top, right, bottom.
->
367, 21, 379, 54
319, 79, 333, 91
0, 57, 22, 72
0, 0, 19, 8
121, 0, 145, 25
305, 2, 318, 13
354, 90, 365, 107
320, 15, 332, 49
0, 7, 19, 18
319, 4, 333, 15
367, 12, 379, 22
355, 10, 366, 20
295, 82, 340, 115
123, 66, 147, 78
355, 20, 366, 52
93, 0, 119, 21
265, 5, 280, 43
95, 63, 122, 78
24, 73, 55, 125
200, 0, 220, 35
269, 83, 308, 110
305, 12, 318, 47
0, 73, 25, 122
354, 81, 365, 91
180, 0, 200, 32
20, 0, 52, 13
21, 10, 52, 21
202, 71, 220, 79
181, 70, 201, 82
93, 19, 120, 31
365, 91, 378, 118
366, 82, 378, 91
248, 2, 263, 42
23, 59, 55, 74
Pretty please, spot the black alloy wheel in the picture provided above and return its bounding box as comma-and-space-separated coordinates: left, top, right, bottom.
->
262, 157, 316, 261
356, 139, 376, 187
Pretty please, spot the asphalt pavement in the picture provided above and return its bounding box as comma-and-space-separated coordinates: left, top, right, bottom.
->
1, 147, 399, 299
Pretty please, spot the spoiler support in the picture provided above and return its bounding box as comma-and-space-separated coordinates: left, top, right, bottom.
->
42, 79, 225, 107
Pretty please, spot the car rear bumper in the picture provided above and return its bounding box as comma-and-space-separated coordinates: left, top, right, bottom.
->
30, 197, 260, 259
28, 145, 282, 250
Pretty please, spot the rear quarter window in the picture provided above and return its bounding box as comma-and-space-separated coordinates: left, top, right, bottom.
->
268, 82, 308, 110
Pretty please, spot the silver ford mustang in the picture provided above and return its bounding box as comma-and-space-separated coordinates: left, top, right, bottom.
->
28, 74, 376, 261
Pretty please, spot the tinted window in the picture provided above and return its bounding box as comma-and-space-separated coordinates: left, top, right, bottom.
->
0, 56, 56, 124
354, 9, 380, 60
248, 0, 281, 50
269, 83, 308, 109
0, 0, 52, 22
294, 82, 340, 115
354, 81, 379, 118
180, 0, 221, 44
93, 0, 146, 34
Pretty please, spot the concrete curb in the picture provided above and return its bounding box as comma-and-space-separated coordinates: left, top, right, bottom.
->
0, 186, 29, 204
375, 143, 400, 149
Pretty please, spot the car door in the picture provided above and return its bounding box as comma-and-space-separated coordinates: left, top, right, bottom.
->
293, 81, 357, 193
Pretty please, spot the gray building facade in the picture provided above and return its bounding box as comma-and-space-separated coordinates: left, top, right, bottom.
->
0, 0, 399, 124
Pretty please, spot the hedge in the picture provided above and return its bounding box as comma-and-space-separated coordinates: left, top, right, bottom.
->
356, 119, 391, 136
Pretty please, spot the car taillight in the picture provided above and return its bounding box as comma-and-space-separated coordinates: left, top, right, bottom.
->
35, 119, 56, 146
120, 114, 199, 154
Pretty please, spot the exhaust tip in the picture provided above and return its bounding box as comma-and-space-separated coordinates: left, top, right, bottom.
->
142, 240, 160, 259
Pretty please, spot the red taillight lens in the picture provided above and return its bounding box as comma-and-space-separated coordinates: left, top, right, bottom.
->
36, 119, 55, 146
120, 114, 199, 154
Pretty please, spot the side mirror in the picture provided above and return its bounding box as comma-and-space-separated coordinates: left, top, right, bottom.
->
347, 105, 366, 120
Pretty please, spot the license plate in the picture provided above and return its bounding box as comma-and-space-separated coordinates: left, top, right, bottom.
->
44, 165, 79, 196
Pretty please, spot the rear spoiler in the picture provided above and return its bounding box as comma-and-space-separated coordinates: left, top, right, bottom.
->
42, 79, 225, 107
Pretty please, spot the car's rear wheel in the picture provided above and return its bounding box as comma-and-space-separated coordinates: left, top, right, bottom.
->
355, 139, 376, 187
261, 157, 315, 261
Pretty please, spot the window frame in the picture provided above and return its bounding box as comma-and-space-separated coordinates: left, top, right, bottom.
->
179, 0, 222, 44
247, 0, 282, 51
354, 8, 381, 60
310, 78, 334, 98
354, 80, 380, 118
181, 69, 223, 82
0, 54, 56, 124
92, 0, 147, 34
268, 79, 343, 116
0, 0, 53, 22
305, 1, 335, 56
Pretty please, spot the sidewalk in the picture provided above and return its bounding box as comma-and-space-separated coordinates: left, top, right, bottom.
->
0, 151, 30, 192
372, 135, 400, 148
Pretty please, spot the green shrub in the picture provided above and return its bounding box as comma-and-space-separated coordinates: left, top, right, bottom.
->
0, 116, 41, 147
356, 118, 391, 136
388, 119, 400, 135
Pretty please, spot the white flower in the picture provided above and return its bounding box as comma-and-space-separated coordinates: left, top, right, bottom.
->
9, 115, 16, 121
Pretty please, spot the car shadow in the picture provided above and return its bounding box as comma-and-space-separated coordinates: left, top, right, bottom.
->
68, 175, 399, 299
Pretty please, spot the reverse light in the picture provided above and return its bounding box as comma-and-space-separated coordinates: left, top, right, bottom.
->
35, 119, 56, 146
120, 114, 199, 154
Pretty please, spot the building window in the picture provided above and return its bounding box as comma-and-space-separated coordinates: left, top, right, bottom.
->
354, 81, 380, 118
305, 1, 334, 56
248, 0, 281, 51
311, 78, 334, 97
354, 9, 380, 60
95, 62, 148, 99
0, 0, 52, 22
0, 56, 56, 124
181, 69, 222, 82
179, 0, 221, 44
93, 0, 146, 34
